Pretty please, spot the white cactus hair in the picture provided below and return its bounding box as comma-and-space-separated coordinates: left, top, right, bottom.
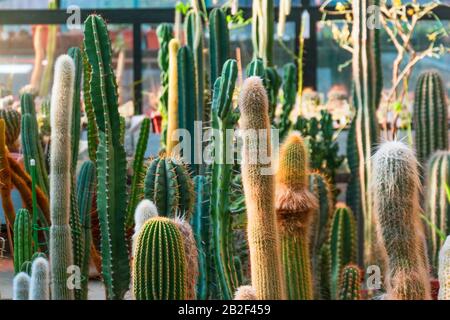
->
13, 272, 31, 300
29, 257, 50, 300
234, 285, 257, 300
438, 236, 450, 300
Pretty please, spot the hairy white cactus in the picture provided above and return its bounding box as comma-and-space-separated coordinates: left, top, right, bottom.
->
29, 257, 50, 300
438, 236, 450, 300
13, 272, 31, 300
234, 285, 257, 300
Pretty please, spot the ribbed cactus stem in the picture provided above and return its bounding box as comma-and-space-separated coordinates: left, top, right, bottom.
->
239, 76, 284, 300
372, 141, 431, 300
166, 38, 180, 155
276, 133, 318, 300
49, 54, 75, 300
29, 257, 50, 300
339, 264, 361, 300
132, 199, 158, 250
438, 236, 450, 300
13, 272, 30, 300
234, 286, 257, 300
13, 208, 33, 274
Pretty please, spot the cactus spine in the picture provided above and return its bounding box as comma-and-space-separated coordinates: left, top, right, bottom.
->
13, 272, 31, 300
372, 141, 431, 300
276, 133, 318, 300
0, 107, 20, 148
240, 76, 284, 299
278, 63, 297, 140
126, 117, 150, 228
13, 208, 33, 274
438, 236, 450, 300
144, 156, 194, 219
424, 151, 450, 275
209, 8, 230, 85
132, 217, 187, 300
29, 257, 50, 300
49, 54, 75, 300
84, 14, 130, 299
210, 59, 240, 299
413, 71, 448, 165
192, 175, 210, 300
339, 264, 361, 300
328, 205, 357, 299
166, 39, 180, 155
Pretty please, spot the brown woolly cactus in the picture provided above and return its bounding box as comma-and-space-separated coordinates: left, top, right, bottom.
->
372, 141, 431, 300
275, 132, 318, 299
239, 76, 284, 300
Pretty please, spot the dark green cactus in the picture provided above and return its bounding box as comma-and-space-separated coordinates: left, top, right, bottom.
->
82, 50, 98, 162
0, 107, 20, 148
132, 217, 187, 300
20, 94, 49, 196
209, 8, 230, 86
210, 59, 240, 300
329, 205, 357, 299
14, 208, 33, 274
144, 156, 194, 219
126, 118, 150, 228
191, 175, 210, 300
83, 14, 130, 300
318, 243, 332, 300
265, 66, 281, 122
77, 160, 96, 300
339, 264, 361, 300
413, 71, 448, 165
278, 63, 297, 140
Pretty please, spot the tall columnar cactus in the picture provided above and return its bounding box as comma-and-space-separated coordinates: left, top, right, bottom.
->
132, 217, 187, 300
76, 160, 96, 300
13, 272, 30, 300
438, 236, 450, 300
318, 243, 332, 300
329, 205, 357, 299
0, 119, 15, 226
278, 63, 297, 140
372, 141, 431, 300
424, 151, 450, 275
0, 107, 20, 148
49, 55, 75, 300
275, 133, 318, 300
20, 93, 49, 196
84, 14, 130, 299
144, 156, 194, 219
210, 59, 240, 300
413, 71, 448, 165
177, 45, 197, 171
29, 257, 50, 300
339, 264, 361, 300
347, 0, 382, 265
166, 38, 180, 155
13, 208, 33, 274
239, 76, 284, 300
82, 51, 98, 162
251, 0, 274, 66
192, 175, 210, 300
156, 23, 174, 147
265, 67, 281, 122
209, 8, 230, 86
125, 117, 150, 228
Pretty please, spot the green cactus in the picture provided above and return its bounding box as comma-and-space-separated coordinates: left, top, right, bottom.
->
424, 151, 450, 276
329, 205, 357, 299
29, 256, 50, 300
318, 243, 332, 300
126, 118, 150, 228
240, 76, 284, 300
77, 160, 96, 300
83, 14, 130, 300
339, 264, 361, 300
209, 59, 240, 300
0, 107, 20, 148
278, 63, 297, 140
132, 217, 187, 300
347, 0, 382, 266
209, 8, 230, 86
82, 50, 98, 162
413, 71, 448, 165
265, 66, 281, 122
191, 175, 210, 300
20, 93, 49, 196
144, 156, 194, 219
13, 272, 30, 300
156, 23, 174, 148
13, 208, 33, 274
49, 55, 75, 300
372, 141, 431, 300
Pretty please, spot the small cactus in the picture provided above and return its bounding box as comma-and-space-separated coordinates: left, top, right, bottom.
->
339, 264, 362, 300
438, 236, 450, 300
13, 208, 33, 274
372, 141, 431, 300
0, 106, 20, 148
29, 257, 50, 300
234, 286, 257, 300
13, 272, 30, 300
132, 199, 158, 250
